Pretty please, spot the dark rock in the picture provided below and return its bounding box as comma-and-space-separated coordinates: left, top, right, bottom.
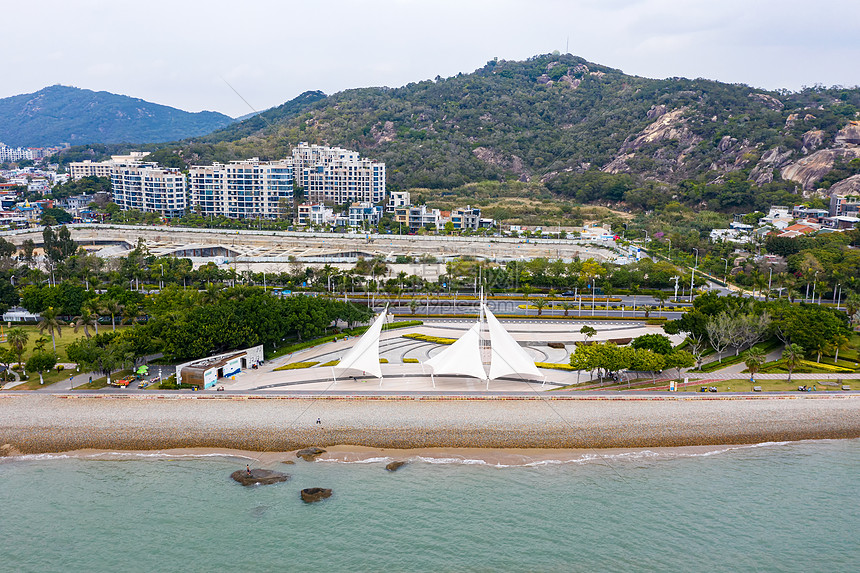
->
301, 487, 333, 503
385, 461, 407, 472
231, 469, 290, 486
296, 447, 326, 461
281, 460, 296, 465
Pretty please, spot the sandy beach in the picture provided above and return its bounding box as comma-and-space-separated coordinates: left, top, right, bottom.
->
1, 393, 859, 455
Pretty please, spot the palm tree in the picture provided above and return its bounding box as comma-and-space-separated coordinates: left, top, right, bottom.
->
745, 347, 766, 384
829, 334, 851, 363
73, 309, 98, 338
82, 299, 103, 335
559, 302, 574, 317
534, 299, 547, 316
6, 327, 29, 366
101, 300, 124, 331
33, 336, 49, 352
782, 343, 803, 384
123, 303, 145, 325
37, 306, 63, 352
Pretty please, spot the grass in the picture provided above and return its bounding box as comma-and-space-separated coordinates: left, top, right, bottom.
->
692, 338, 782, 373
678, 379, 850, 393
11, 367, 73, 390
4, 324, 129, 363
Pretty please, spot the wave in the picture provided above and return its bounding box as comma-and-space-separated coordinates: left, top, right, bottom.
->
2, 451, 258, 463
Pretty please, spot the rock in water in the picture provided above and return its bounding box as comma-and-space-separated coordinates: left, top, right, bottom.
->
301, 488, 333, 503
281, 460, 296, 465
296, 447, 326, 461
231, 469, 290, 486
385, 461, 407, 472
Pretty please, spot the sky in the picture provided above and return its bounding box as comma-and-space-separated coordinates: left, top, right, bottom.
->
5, 0, 860, 118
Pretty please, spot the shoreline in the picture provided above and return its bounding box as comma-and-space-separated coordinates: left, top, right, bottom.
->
2, 442, 841, 466
1, 394, 859, 454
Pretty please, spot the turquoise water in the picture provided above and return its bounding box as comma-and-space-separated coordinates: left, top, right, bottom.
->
1, 440, 858, 572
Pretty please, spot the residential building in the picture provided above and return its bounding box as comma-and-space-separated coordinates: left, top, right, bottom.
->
406, 205, 441, 231
0, 145, 34, 163
387, 191, 410, 212
791, 205, 828, 222
297, 203, 335, 226
111, 160, 186, 218
830, 192, 860, 218
188, 158, 293, 220
450, 206, 482, 230
292, 142, 385, 205
68, 152, 151, 180
348, 202, 382, 228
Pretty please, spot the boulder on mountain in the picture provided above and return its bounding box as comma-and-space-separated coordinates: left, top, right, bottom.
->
835, 122, 860, 146
646, 105, 667, 119
296, 447, 327, 461
801, 130, 826, 154
830, 174, 860, 195
748, 92, 784, 110
300, 488, 333, 503
782, 148, 860, 190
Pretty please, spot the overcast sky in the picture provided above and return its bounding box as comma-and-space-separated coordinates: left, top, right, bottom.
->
5, 0, 860, 118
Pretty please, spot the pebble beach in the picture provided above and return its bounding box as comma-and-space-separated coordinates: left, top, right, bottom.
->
1, 393, 859, 455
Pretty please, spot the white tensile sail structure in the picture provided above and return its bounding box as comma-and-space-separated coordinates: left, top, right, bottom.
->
422, 297, 545, 388
332, 308, 387, 381
424, 322, 488, 383
484, 304, 544, 382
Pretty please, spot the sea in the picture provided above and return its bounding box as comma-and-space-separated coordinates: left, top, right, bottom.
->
1, 439, 858, 573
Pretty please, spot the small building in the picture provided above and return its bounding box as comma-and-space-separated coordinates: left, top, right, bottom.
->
176, 345, 264, 388
3, 306, 40, 323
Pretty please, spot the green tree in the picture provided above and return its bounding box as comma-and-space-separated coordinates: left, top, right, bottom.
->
26, 351, 58, 385
663, 350, 695, 381
37, 306, 63, 352
580, 325, 597, 343
73, 309, 98, 338
6, 327, 29, 366
744, 346, 766, 383
101, 299, 124, 331
781, 343, 803, 384
631, 333, 673, 355
533, 298, 547, 316
0, 346, 16, 385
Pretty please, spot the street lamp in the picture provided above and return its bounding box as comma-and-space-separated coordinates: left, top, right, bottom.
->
159, 264, 164, 290
690, 248, 698, 303
720, 258, 729, 286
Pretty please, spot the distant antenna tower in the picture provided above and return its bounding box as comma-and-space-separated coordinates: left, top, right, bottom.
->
566, 36, 569, 54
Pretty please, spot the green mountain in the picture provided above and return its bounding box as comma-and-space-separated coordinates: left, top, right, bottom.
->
0, 85, 235, 147
62, 55, 860, 212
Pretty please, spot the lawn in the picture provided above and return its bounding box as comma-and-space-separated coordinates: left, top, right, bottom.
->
11, 367, 74, 390
679, 379, 851, 393
3, 324, 129, 362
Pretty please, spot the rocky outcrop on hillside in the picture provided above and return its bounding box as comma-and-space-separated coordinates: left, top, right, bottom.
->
835, 122, 860, 145
749, 92, 785, 111
749, 147, 794, 185
473, 147, 530, 181
801, 130, 826, 154
781, 147, 860, 190
830, 174, 860, 195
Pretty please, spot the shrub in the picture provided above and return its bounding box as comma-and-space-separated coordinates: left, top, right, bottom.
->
548, 342, 565, 349
379, 358, 389, 363
56, 364, 64, 372
402, 333, 457, 345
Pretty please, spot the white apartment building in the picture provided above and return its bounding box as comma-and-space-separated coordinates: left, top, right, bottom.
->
188, 158, 293, 219
348, 202, 383, 228
68, 152, 151, 180
0, 145, 34, 163
387, 191, 410, 212
111, 160, 186, 218
292, 142, 386, 205
296, 203, 335, 226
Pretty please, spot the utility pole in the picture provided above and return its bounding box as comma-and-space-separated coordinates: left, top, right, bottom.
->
690, 249, 698, 303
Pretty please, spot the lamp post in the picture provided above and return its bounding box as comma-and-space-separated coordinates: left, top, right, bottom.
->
720, 258, 729, 286
811, 271, 819, 305
159, 264, 164, 291
690, 248, 698, 303
767, 267, 773, 299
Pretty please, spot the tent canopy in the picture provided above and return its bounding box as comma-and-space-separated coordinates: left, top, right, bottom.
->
333, 309, 387, 378
425, 322, 487, 380
484, 304, 543, 380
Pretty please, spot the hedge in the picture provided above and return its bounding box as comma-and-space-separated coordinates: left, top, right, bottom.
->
535, 362, 575, 371
403, 358, 419, 363
402, 333, 457, 345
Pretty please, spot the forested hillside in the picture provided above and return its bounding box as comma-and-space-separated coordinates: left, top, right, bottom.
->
58, 54, 860, 212
0, 85, 235, 147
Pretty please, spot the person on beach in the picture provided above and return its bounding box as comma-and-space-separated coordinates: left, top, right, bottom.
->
246, 464, 252, 476
316, 418, 321, 425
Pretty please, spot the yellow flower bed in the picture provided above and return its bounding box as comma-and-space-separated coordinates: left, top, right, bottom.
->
535, 362, 576, 371
799, 360, 854, 372
403, 358, 419, 363
318, 360, 339, 367
402, 333, 456, 345
273, 361, 320, 371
